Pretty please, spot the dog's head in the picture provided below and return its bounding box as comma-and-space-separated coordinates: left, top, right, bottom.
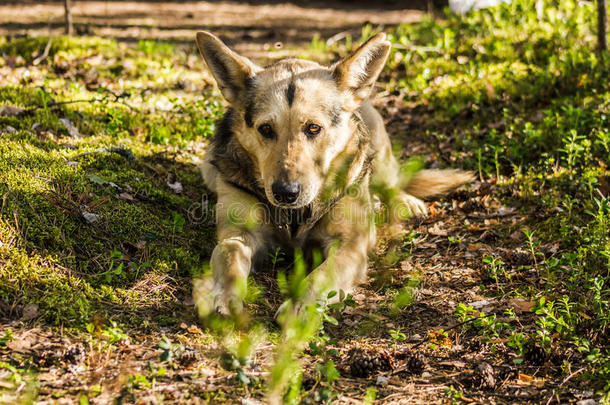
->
196, 31, 390, 208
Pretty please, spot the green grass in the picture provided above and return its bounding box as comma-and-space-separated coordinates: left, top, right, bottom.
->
0, 37, 221, 326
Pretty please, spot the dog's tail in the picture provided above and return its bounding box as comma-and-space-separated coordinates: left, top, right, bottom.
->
404, 169, 475, 199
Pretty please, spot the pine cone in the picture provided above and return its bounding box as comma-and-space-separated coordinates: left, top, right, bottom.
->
348, 347, 395, 378
36, 349, 59, 367
473, 361, 496, 389
524, 343, 547, 366
62, 346, 85, 364
406, 352, 427, 374
179, 349, 199, 367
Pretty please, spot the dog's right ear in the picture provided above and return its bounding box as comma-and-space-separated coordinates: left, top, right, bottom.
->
196, 31, 261, 106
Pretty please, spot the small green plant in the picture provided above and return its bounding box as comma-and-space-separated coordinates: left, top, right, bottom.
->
522, 229, 543, 271
268, 247, 285, 273
86, 321, 130, 351
389, 327, 407, 345
506, 332, 527, 364
446, 235, 462, 255
126, 373, 151, 391
444, 385, 464, 404
156, 335, 185, 363
96, 249, 125, 284
483, 255, 508, 292
0, 330, 14, 347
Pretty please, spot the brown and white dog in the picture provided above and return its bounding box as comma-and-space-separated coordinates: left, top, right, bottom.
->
193, 31, 473, 316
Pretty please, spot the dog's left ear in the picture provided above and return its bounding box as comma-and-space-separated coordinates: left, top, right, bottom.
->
332, 33, 391, 108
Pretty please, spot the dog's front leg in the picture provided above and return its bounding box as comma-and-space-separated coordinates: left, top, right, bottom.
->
304, 236, 370, 304
195, 180, 266, 317
303, 194, 374, 306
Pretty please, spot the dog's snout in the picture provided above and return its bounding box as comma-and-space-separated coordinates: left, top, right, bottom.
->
272, 181, 301, 204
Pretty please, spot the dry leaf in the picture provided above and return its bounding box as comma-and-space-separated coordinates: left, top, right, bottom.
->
82, 211, 100, 223
59, 118, 81, 137
22, 303, 39, 320
508, 299, 535, 314
0, 105, 25, 117
118, 192, 134, 202
428, 222, 447, 236
167, 180, 183, 194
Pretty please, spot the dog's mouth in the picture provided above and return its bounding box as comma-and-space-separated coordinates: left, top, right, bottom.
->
264, 185, 316, 210
267, 196, 312, 210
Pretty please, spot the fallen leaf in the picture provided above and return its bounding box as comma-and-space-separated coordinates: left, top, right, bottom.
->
59, 118, 81, 137
6, 338, 32, 352
428, 222, 447, 236
0, 105, 25, 116
469, 299, 496, 310
88, 174, 106, 185
117, 192, 134, 202
22, 303, 39, 320
82, 211, 100, 223
31, 123, 44, 134
510, 230, 523, 241
495, 206, 516, 216
167, 180, 183, 194
508, 299, 535, 314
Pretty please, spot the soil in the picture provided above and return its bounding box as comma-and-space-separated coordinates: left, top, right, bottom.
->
1, 1, 425, 56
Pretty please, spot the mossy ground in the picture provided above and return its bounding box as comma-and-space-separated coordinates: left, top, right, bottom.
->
0, 0, 609, 403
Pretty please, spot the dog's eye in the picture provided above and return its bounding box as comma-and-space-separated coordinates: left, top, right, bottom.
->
304, 123, 322, 138
258, 124, 274, 139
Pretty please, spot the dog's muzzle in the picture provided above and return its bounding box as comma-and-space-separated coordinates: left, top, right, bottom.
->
272, 180, 301, 205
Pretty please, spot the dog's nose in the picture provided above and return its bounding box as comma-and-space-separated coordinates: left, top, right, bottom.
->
272, 181, 301, 204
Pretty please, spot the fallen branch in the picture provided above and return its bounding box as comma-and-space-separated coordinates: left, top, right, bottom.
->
24, 89, 137, 114
33, 18, 54, 66
391, 43, 443, 53
32, 36, 53, 66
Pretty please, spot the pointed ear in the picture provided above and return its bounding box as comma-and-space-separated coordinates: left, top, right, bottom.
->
196, 31, 261, 106
332, 33, 391, 107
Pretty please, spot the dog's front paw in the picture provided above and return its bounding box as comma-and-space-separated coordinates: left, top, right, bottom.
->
193, 277, 241, 318
393, 192, 428, 218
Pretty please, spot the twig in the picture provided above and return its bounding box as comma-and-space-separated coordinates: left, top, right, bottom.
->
33, 37, 53, 66
559, 367, 585, 387
72, 146, 135, 161
24, 90, 136, 114
543, 367, 585, 405
326, 30, 354, 46
33, 18, 53, 66
409, 313, 496, 351
544, 391, 560, 405
391, 43, 443, 53
599, 0, 608, 51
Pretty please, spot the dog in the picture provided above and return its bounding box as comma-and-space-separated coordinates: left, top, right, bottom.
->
193, 31, 473, 317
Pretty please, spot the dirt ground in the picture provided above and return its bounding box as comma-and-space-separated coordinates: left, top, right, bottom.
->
1, 1, 425, 56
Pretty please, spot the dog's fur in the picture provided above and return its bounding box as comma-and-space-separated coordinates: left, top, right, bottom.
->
193, 31, 473, 316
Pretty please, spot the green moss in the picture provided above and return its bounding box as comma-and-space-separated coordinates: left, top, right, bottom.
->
0, 36, 117, 63
0, 36, 221, 327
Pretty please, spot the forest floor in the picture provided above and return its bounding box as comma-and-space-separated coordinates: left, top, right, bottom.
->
0, 1, 609, 404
